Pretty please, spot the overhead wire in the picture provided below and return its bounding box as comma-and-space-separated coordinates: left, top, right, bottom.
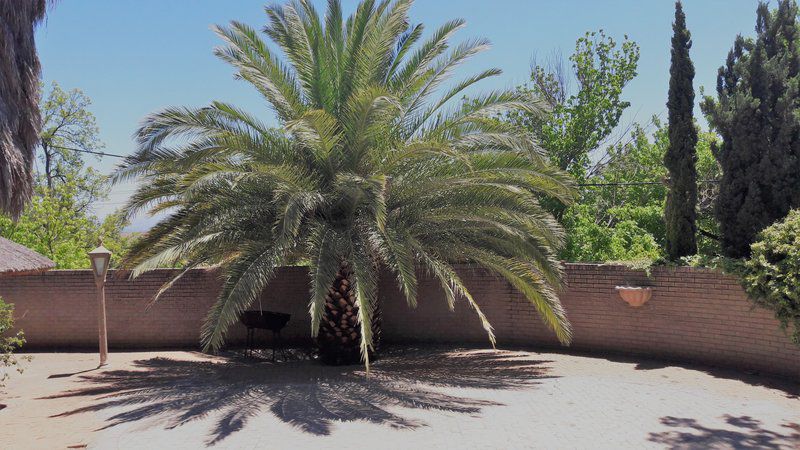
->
51, 143, 721, 189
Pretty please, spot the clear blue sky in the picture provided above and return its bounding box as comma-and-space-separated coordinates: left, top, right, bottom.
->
35, 0, 760, 230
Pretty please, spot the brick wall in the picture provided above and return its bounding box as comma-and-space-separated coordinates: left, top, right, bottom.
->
0, 267, 315, 348
1, 264, 797, 378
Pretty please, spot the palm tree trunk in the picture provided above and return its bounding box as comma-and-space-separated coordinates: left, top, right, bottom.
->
317, 261, 381, 365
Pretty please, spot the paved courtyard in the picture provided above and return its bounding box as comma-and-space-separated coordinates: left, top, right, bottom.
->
1, 347, 798, 449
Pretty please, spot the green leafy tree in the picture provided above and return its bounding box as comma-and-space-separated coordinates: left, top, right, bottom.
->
561, 120, 721, 263
0, 83, 131, 268
701, 0, 800, 258
0, 180, 95, 268
504, 29, 641, 253
561, 121, 667, 262
509, 30, 640, 180
116, 0, 575, 367
664, 1, 698, 260
39, 82, 105, 208
0, 177, 131, 268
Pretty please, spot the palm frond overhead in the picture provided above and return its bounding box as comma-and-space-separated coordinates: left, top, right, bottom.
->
0, 0, 48, 219
116, 0, 576, 366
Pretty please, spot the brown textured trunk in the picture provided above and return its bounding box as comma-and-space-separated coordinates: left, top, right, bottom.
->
317, 261, 381, 365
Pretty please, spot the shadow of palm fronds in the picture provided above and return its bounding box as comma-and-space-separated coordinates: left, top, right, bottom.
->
43, 347, 555, 445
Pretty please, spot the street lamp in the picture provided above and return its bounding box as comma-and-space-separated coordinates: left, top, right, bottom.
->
88, 240, 112, 366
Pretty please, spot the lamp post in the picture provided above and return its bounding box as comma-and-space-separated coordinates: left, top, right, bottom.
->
88, 241, 112, 366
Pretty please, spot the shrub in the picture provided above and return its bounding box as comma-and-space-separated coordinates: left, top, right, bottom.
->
743, 209, 800, 344
561, 204, 663, 262
0, 297, 26, 386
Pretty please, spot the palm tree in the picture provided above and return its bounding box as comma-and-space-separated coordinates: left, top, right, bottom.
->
116, 0, 575, 368
0, 0, 47, 219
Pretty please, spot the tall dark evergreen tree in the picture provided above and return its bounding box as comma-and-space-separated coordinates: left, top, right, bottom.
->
701, 0, 800, 258
664, 1, 698, 260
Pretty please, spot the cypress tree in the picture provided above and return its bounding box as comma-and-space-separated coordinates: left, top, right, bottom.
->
665, 1, 698, 259
701, 0, 800, 258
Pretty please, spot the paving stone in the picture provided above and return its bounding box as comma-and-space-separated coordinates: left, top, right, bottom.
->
1, 347, 798, 449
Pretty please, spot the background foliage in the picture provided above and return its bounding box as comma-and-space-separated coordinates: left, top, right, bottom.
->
701, 0, 800, 257
0, 297, 27, 387
0, 83, 130, 268
559, 121, 719, 262
509, 30, 639, 182
495, 26, 726, 264
743, 209, 800, 344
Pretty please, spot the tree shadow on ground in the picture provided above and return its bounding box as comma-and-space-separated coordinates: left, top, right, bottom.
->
648, 415, 800, 449
591, 352, 800, 400
42, 347, 555, 446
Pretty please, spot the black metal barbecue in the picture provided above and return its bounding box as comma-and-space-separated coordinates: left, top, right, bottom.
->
239, 310, 291, 361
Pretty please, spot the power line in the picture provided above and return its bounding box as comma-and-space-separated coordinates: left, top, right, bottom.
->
51, 143, 722, 190
50, 144, 127, 159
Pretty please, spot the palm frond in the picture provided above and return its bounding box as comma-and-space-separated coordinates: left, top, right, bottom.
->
201, 242, 289, 351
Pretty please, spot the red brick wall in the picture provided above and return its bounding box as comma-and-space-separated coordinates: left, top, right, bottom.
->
382, 264, 800, 378
1, 264, 797, 378
0, 267, 315, 349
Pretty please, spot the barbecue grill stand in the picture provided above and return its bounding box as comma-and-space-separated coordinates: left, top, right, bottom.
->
240, 310, 291, 361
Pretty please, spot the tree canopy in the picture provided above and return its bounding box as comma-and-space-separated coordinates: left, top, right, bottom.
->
702, 0, 800, 257
0, 83, 130, 268
509, 30, 639, 181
